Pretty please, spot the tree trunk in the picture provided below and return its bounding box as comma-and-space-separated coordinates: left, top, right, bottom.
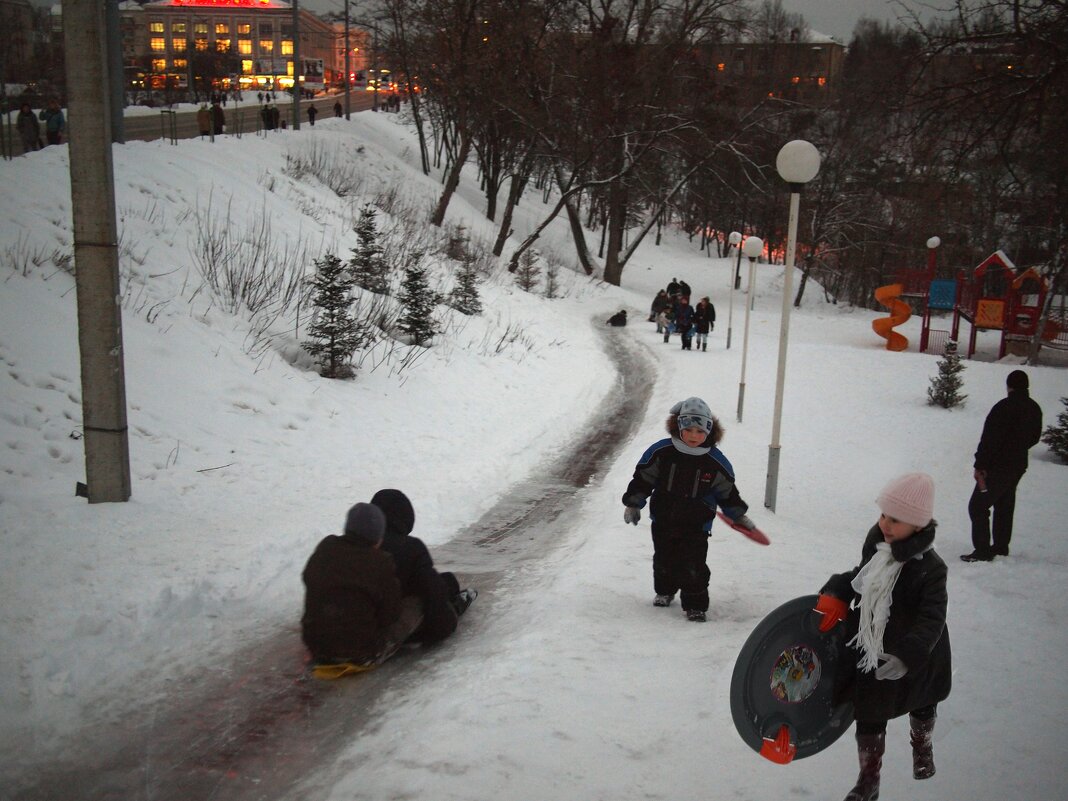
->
431, 129, 470, 227
493, 171, 524, 256
602, 178, 628, 286
555, 166, 593, 275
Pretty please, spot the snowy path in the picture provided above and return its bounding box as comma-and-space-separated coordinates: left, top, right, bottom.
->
9, 326, 654, 801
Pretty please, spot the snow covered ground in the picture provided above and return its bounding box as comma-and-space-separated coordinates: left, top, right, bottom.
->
1, 110, 1066, 800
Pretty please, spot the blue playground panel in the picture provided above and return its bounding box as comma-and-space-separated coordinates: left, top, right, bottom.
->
928, 279, 956, 311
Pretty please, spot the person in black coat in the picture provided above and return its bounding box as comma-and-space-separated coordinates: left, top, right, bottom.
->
693, 296, 715, 351
301, 503, 423, 666
371, 489, 476, 644
814, 473, 950, 801
962, 369, 1043, 561
606, 309, 627, 327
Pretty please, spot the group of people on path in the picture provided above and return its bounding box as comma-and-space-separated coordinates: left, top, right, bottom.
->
650, 277, 717, 351
195, 101, 226, 137
620, 366, 1043, 801
16, 99, 64, 152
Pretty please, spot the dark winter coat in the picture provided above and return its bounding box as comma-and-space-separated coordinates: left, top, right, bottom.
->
17, 108, 40, 149
974, 388, 1043, 476
372, 489, 460, 644
301, 534, 403, 662
196, 107, 211, 134
672, 301, 695, 333
678, 280, 692, 299
623, 430, 748, 536
821, 523, 952, 722
607, 310, 627, 326
211, 104, 225, 135
694, 301, 716, 334
651, 291, 671, 316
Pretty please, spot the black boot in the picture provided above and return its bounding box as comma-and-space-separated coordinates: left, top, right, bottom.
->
844, 732, 884, 801
910, 714, 936, 779
702, 342, 707, 351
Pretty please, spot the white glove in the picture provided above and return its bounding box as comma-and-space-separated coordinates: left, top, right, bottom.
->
734, 514, 756, 530
624, 506, 641, 525
875, 653, 908, 681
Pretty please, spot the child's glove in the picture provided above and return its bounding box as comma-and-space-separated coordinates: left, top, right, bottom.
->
734, 514, 756, 530
875, 653, 908, 681
813, 593, 848, 632
623, 506, 641, 525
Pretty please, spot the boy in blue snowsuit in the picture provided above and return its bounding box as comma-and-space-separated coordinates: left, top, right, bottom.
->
622, 397, 756, 621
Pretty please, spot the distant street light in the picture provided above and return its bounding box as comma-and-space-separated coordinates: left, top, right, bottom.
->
765, 140, 821, 512
736, 235, 764, 423
726, 231, 741, 349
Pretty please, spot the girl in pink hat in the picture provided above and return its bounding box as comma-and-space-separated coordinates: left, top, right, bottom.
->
813, 472, 952, 801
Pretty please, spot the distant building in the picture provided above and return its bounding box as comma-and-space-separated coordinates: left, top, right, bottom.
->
701, 28, 846, 105
0, 0, 37, 83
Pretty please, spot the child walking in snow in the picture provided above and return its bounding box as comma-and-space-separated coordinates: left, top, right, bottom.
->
813, 472, 951, 801
622, 397, 756, 622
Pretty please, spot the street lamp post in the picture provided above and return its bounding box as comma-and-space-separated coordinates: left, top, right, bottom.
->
764, 139, 821, 512
736, 235, 764, 422
726, 231, 741, 349
344, 0, 351, 119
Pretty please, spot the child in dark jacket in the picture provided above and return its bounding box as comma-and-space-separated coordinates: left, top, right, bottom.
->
301, 502, 423, 666
813, 473, 951, 801
371, 489, 476, 644
622, 397, 756, 622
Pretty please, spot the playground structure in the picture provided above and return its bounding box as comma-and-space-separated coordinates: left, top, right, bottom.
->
873, 239, 1068, 357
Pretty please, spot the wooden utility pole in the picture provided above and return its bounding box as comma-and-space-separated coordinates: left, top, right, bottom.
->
64, 0, 132, 502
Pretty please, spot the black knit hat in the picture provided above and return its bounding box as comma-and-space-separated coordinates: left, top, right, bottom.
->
371, 489, 415, 536
343, 503, 386, 544
1007, 369, 1029, 390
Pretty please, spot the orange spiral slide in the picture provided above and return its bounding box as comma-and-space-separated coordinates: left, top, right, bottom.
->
872, 284, 910, 351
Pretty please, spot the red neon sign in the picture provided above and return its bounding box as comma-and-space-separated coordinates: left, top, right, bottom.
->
166, 1, 274, 8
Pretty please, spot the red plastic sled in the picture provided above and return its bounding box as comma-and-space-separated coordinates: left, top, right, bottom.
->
717, 511, 771, 545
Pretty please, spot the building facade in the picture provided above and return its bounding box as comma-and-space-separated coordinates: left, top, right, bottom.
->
123, 0, 339, 96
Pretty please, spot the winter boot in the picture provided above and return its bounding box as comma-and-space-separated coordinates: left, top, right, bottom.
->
843, 732, 884, 801
702, 342, 707, 351
910, 714, 936, 779
450, 588, 478, 616
686, 609, 706, 622
653, 593, 674, 607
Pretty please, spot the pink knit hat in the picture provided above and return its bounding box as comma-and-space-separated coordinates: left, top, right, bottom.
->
876, 473, 935, 527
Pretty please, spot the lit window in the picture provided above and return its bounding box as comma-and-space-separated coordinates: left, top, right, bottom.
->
172, 38, 186, 52
716, 62, 725, 71
173, 58, 187, 70
238, 23, 251, 35
259, 39, 274, 53
817, 76, 827, 86
195, 38, 209, 52
216, 39, 230, 53
151, 58, 166, 72
287, 61, 294, 77
241, 59, 253, 74
150, 22, 163, 34
281, 40, 293, 55
791, 76, 800, 84
150, 37, 166, 53
194, 23, 208, 35
216, 23, 229, 35
238, 39, 252, 55
172, 22, 186, 34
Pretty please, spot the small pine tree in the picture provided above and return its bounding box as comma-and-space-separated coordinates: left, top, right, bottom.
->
349, 204, 389, 294
515, 249, 541, 292
448, 256, 483, 315
397, 253, 439, 346
1042, 397, 1068, 463
303, 253, 362, 378
927, 340, 967, 408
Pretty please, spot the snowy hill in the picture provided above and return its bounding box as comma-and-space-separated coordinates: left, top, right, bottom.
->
1, 110, 1066, 800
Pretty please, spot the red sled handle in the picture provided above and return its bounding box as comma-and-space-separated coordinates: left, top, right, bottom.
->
759, 723, 797, 764
717, 511, 771, 546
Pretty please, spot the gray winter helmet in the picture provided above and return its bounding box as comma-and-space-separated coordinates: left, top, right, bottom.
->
671, 396, 714, 435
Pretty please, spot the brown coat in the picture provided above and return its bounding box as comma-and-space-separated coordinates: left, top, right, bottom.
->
300, 535, 403, 662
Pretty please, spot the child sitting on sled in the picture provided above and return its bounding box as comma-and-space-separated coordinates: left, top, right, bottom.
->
301, 502, 423, 668
621, 396, 756, 622
813, 472, 951, 801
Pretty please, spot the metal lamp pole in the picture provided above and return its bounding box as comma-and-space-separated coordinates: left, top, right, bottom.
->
736, 235, 764, 423
726, 231, 741, 349
764, 140, 821, 512
344, 0, 351, 119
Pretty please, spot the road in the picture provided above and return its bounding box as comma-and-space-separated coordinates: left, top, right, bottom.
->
7, 325, 655, 801
1, 91, 386, 157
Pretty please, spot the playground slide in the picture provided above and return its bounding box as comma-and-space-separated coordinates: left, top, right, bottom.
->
872, 283, 910, 351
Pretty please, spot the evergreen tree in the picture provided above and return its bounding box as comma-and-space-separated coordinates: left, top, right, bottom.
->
397, 253, 439, 346
926, 341, 967, 408
303, 253, 362, 378
448, 256, 483, 315
349, 204, 389, 294
1041, 397, 1068, 463
514, 249, 540, 292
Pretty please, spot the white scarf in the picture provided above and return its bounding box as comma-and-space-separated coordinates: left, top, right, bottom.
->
848, 542, 904, 672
